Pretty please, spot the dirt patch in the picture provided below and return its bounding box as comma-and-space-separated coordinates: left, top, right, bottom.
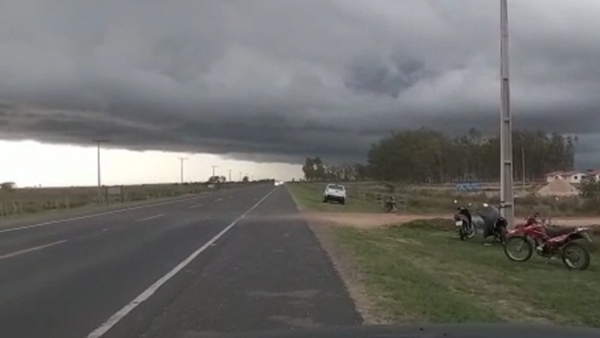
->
303, 212, 452, 229
303, 211, 600, 229
550, 217, 600, 227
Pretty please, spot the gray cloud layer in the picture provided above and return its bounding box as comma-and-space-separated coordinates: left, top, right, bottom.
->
1, 0, 600, 165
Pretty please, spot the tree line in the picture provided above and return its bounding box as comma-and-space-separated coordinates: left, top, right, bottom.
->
302, 127, 577, 183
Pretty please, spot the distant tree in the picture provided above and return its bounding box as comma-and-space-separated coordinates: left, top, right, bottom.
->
354, 163, 368, 181
365, 127, 576, 183
580, 176, 600, 209
302, 157, 316, 180
313, 157, 325, 179
242, 175, 249, 182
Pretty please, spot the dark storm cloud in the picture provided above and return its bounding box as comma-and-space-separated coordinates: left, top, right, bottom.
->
1, 0, 600, 165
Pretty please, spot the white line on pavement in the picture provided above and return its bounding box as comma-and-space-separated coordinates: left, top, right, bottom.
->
135, 214, 164, 222
0, 195, 206, 234
85, 187, 278, 338
215, 198, 223, 202
189, 203, 202, 209
0, 240, 68, 261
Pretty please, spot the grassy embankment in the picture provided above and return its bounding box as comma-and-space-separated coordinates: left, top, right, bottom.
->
288, 182, 600, 327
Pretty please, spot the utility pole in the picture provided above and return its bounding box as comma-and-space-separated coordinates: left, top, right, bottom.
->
212, 165, 217, 178
500, 0, 514, 228
93, 139, 110, 204
239, 172, 242, 181
179, 157, 188, 183
228, 169, 232, 182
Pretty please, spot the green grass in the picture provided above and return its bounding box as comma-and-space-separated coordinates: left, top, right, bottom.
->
287, 181, 597, 216
334, 220, 600, 326
0, 181, 253, 218
286, 182, 381, 213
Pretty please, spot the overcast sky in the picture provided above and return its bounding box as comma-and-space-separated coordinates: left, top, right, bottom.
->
1, 0, 600, 185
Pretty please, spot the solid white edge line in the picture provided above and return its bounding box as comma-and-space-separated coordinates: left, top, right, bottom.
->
0, 195, 207, 234
85, 187, 278, 338
134, 214, 165, 222
0, 239, 68, 261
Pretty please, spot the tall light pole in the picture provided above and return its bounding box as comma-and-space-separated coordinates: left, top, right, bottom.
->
212, 165, 217, 177
179, 157, 188, 183
228, 169, 232, 182
93, 139, 110, 204
239, 172, 242, 181
500, 0, 514, 227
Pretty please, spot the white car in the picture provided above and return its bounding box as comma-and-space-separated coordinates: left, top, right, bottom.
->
323, 184, 346, 205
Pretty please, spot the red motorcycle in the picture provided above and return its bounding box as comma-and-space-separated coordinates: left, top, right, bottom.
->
503, 213, 592, 270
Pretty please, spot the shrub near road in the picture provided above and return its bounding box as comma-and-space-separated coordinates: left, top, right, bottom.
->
335, 220, 600, 326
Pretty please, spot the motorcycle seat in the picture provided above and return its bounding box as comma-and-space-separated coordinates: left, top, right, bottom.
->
544, 226, 574, 238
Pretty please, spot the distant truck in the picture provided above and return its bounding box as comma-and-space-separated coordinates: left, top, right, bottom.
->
322, 183, 346, 205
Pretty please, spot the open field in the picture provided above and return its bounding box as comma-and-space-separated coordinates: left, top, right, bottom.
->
288, 181, 598, 218
0, 181, 256, 219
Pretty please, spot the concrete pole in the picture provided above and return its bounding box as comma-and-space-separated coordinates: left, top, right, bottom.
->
93, 139, 110, 204
179, 157, 188, 183
500, 0, 514, 227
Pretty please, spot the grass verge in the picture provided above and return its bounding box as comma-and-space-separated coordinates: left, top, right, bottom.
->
286, 183, 380, 213
333, 220, 600, 326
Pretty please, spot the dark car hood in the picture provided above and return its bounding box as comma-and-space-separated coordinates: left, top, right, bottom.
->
183, 324, 600, 338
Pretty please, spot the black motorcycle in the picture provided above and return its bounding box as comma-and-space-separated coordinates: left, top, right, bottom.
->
453, 200, 475, 240
477, 203, 508, 244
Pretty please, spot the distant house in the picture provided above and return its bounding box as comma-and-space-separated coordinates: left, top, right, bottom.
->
0, 182, 16, 191
563, 171, 588, 184
545, 171, 589, 184
584, 169, 600, 182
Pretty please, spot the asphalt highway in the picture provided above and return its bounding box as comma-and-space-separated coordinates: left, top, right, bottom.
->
0, 184, 361, 338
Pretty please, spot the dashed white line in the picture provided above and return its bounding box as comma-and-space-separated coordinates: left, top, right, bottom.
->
135, 214, 164, 222
86, 187, 278, 338
189, 203, 202, 209
0, 240, 68, 261
0, 195, 206, 234
215, 198, 223, 202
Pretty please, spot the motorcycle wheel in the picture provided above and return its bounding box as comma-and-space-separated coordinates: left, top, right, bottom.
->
504, 236, 533, 262
458, 227, 466, 241
466, 224, 476, 239
561, 242, 591, 270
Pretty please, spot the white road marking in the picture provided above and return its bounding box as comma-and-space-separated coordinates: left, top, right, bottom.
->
135, 214, 164, 222
86, 187, 278, 338
189, 203, 202, 209
215, 198, 223, 202
0, 195, 205, 234
0, 240, 68, 261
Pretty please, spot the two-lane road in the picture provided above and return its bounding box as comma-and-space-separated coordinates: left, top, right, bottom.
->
0, 185, 360, 338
